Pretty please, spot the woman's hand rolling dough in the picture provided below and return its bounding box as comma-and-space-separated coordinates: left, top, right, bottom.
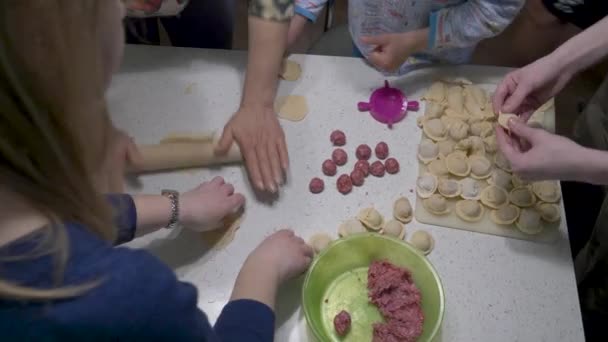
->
245, 229, 313, 284
496, 120, 586, 181
180, 176, 245, 232
216, 106, 288, 193
492, 56, 572, 121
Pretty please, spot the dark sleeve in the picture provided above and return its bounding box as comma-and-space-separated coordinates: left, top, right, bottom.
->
105, 194, 137, 245
542, 0, 608, 29
215, 299, 276, 342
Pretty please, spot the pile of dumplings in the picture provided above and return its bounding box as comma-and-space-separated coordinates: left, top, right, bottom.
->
416, 79, 560, 235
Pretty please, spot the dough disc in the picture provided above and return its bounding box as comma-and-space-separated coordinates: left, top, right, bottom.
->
275, 95, 308, 122
280, 59, 302, 81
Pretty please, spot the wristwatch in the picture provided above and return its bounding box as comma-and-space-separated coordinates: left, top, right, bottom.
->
161, 189, 180, 230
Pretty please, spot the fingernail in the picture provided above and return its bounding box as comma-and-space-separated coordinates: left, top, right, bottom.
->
257, 181, 265, 191
269, 184, 277, 193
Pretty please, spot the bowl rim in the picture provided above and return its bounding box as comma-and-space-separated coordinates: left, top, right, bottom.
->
301, 232, 445, 342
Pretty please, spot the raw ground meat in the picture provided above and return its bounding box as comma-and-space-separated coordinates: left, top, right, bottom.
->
356, 144, 372, 160
385, 158, 400, 174
330, 130, 346, 146
368, 260, 424, 342
375, 142, 389, 160
322, 159, 337, 176
354, 160, 370, 177
370, 161, 386, 177
309, 178, 324, 194
332, 148, 348, 166
350, 169, 365, 186
333, 310, 351, 336
337, 174, 353, 194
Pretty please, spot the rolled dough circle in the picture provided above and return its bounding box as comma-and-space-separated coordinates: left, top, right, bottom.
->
280, 59, 302, 81
275, 95, 308, 122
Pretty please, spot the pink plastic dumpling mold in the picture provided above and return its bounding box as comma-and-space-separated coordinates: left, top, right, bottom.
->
357, 80, 419, 128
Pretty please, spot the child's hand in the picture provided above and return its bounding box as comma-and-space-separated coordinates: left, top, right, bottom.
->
180, 176, 245, 232
246, 230, 314, 284
361, 29, 428, 72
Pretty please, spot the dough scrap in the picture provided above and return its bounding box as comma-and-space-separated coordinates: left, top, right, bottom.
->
309, 233, 333, 254
382, 219, 406, 240
275, 95, 308, 122
338, 219, 367, 237
357, 207, 384, 231
455, 199, 485, 222
280, 59, 302, 81
393, 197, 413, 223
201, 213, 243, 250
409, 230, 435, 255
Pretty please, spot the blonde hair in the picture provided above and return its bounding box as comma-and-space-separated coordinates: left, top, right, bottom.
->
0, 1, 119, 299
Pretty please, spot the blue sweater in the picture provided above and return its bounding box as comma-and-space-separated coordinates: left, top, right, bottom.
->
0, 195, 275, 341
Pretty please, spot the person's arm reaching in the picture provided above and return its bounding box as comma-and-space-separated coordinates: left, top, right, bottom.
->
216, 1, 295, 194
288, 0, 328, 51
493, 15, 608, 116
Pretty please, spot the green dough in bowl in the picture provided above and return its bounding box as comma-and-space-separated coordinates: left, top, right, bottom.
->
302, 233, 444, 341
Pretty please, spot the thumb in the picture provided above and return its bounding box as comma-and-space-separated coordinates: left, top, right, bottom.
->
215, 126, 234, 155
360, 35, 390, 47
502, 84, 530, 113
508, 120, 540, 143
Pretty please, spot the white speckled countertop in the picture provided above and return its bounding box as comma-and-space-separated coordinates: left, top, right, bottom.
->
108, 45, 584, 342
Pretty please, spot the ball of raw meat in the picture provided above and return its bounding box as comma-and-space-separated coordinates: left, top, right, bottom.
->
354, 160, 370, 177
375, 142, 389, 159
356, 144, 372, 160
322, 159, 337, 176
350, 169, 365, 186
330, 130, 346, 146
309, 178, 324, 194
332, 148, 348, 166
385, 158, 400, 174
334, 310, 351, 336
370, 161, 386, 177
337, 174, 353, 194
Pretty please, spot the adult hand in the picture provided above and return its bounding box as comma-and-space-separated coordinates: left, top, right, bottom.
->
360, 29, 428, 73
245, 229, 313, 284
492, 56, 572, 121
180, 176, 245, 232
496, 120, 586, 181
103, 127, 143, 192
216, 105, 288, 193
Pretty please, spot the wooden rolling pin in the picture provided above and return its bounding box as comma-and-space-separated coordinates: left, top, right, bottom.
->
136, 141, 242, 173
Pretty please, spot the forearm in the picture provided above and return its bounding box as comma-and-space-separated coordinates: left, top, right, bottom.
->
572, 148, 608, 185
230, 258, 279, 311
241, 17, 289, 109
287, 14, 309, 52
549, 16, 608, 77
132, 194, 172, 237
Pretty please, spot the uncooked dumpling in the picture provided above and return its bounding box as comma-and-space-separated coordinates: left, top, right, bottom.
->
309, 233, 333, 254
532, 181, 561, 203
424, 101, 445, 119
437, 140, 455, 157
423, 82, 447, 102
445, 152, 471, 177
464, 93, 484, 118
393, 197, 413, 223
488, 168, 512, 190
417, 173, 438, 198
536, 203, 561, 222
468, 136, 486, 156
490, 204, 520, 225
448, 119, 470, 141
338, 219, 366, 237
446, 86, 464, 113
469, 155, 493, 179
494, 152, 512, 172
444, 108, 469, 121
455, 199, 485, 222
428, 158, 449, 177
437, 178, 461, 198
470, 121, 493, 138
510, 186, 536, 207
460, 177, 483, 200
357, 207, 384, 231
409, 231, 434, 255
382, 219, 406, 239
480, 185, 509, 209
418, 139, 439, 164
464, 85, 487, 109
498, 113, 518, 130
516, 208, 543, 235
483, 134, 498, 154
423, 194, 451, 215
511, 174, 529, 188
423, 118, 448, 141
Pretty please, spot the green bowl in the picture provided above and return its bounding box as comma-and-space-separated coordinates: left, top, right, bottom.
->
302, 233, 444, 342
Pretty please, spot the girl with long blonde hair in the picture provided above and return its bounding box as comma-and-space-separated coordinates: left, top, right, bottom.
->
0, 1, 312, 339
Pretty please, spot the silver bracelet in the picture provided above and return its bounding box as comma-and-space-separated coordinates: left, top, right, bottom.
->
161, 189, 180, 229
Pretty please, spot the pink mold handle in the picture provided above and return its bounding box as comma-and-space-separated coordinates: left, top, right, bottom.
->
357, 80, 419, 128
